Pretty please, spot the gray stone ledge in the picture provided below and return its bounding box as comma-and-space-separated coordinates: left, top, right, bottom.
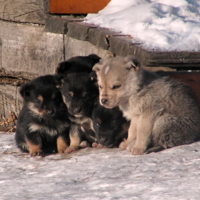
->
0, 0, 46, 24
67, 21, 98, 41
45, 17, 83, 34
45, 16, 200, 68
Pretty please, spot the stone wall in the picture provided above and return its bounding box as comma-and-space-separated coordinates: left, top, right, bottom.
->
1, 0, 200, 118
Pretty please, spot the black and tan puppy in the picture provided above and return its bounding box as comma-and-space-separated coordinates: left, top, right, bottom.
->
56, 54, 100, 153
92, 103, 129, 148
58, 72, 99, 153
15, 75, 70, 156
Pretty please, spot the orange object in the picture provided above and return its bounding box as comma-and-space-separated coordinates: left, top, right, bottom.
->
49, 0, 111, 14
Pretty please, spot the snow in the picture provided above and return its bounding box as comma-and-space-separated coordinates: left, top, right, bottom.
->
1, 132, 200, 199
85, 0, 200, 52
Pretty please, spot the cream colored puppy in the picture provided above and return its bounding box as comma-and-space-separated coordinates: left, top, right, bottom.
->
93, 56, 200, 155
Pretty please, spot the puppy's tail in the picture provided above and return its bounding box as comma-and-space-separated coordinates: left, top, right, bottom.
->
145, 146, 164, 154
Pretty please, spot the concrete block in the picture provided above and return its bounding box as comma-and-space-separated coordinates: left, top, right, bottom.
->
0, 0, 46, 24
0, 20, 64, 79
88, 28, 111, 50
109, 35, 155, 66
0, 84, 22, 117
67, 22, 97, 41
45, 17, 68, 34
64, 35, 113, 60
44, 17, 83, 34
0, 38, 2, 68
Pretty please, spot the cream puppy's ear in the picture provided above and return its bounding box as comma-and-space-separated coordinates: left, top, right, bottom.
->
124, 56, 140, 71
92, 59, 104, 72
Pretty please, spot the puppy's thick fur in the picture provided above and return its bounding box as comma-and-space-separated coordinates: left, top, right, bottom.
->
15, 75, 70, 156
59, 72, 99, 152
56, 54, 101, 74
92, 103, 128, 148
93, 56, 200, 155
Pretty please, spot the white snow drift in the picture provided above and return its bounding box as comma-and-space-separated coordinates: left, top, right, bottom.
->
85, 0, 200, 52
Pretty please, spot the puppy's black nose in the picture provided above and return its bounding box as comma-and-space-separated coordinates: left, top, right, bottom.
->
74, 107, 82, 114
47, 110, 54, 116
101, 98, 108, 104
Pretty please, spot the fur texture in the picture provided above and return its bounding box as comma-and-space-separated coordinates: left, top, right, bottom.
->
15, 75, 70, 156
93, 56, 200, 155
56, 54, 101, 74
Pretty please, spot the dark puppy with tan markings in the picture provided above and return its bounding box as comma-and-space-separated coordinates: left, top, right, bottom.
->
56, 54, 101, 153
92, 103, 129, 148
59, 72, 99, 153
15, 75, 70, 156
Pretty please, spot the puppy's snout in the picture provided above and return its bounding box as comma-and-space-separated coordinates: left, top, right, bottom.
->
99, 137, 107, 143
47, 110, 54, 116
74, 107, 82, 114
101, 98, 108, 105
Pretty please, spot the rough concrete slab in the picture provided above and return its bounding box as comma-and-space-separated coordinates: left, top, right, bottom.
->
42, 0, 50, 14
67, 21, 98, 41
88, 27, 113, 50
45, 17, 83, 34
0, 0, 46, 24
64, 35, 113, 60
148, 51, 200, 68
0, 37, 2, 68
0, 20, 64, 79
0, 84, 22, 117
45, 16, 200, 68
108, 35, 150, 64
45, 17, 68, 34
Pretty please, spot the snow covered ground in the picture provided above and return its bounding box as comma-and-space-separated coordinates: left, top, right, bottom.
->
1, 132, 200, 199
85, 0, 200, 52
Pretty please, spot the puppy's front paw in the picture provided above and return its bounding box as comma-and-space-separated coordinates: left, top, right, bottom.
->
130, 147, 145, 155
92, 142, 104, 148
57, 137, 69, 153
92, 142, 98, 148
30, 150, 44, 157
28, 143, 43, 157
65, 145, 80, 153
119, 139, 129, 149
80, 141, 90, 148
126, 140, 135, 151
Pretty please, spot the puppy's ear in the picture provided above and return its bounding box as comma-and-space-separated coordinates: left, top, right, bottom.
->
88, 54, 101, 63
56, 61, 72, 74
20, 83, 34, 99
54, 74, 64, 89
125, 56, 140, 71
89, 71, 97, 82
92, 59, 104, 72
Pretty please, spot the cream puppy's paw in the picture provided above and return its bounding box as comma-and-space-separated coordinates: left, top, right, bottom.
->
127, 141, 145, 155
119, 139, 129, 149
80, 141, 90, 148
131, 147, 145, 155
129, 147, 145, 155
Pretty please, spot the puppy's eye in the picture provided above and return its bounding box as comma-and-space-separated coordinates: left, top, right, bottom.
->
112, 84, 121, 90
66, 92, 73, 100
95, 123, 100, 128
82, 92, 88, 99
66, 94, 72, 100
35, 99, 41, 104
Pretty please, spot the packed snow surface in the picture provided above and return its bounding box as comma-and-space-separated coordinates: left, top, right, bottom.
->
85, 0, 200, 52
1, 132, 200, 199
